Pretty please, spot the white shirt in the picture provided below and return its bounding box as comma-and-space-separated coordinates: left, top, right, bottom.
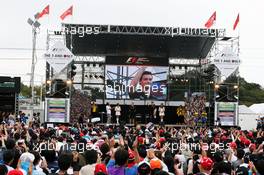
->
115, 106, 121, 116
159, 106, 165, 116
106, 105, 111, 115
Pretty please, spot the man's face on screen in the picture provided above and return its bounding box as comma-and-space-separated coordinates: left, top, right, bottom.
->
140, 74, 153, 91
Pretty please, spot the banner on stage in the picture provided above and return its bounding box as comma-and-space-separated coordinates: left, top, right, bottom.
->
44, 41, 74, 73
213, 47, 240, 78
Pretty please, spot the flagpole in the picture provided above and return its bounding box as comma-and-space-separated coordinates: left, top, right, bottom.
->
236, 13, 240, 126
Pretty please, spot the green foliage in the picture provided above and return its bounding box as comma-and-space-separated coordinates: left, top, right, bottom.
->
225, 75, 264, 106
20, 83, 43, 98
20, 83, 31, 97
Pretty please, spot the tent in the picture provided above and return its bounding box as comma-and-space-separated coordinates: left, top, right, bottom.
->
250, 103, 264, 114
239, 105, 259, 130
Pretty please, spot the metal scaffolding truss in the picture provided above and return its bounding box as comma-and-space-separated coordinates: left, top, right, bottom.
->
74, 56, 105, 63
108, 25, 171, 36
46, 30, 65, 50
207, 36, 240, 82
62, 23, 226, 37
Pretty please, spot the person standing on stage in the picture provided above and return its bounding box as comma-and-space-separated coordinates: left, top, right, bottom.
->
91, 101, 98, 117
106, 103, 112, 124
128, 102, 136, 124
150, 101, 156, 121
114, 103, 121, 124
158, 103, 165, 124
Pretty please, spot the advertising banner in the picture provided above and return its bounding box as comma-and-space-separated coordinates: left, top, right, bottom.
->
45, 41, 74, 73
213, 47, 240, 78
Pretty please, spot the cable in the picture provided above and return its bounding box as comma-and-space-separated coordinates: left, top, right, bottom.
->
0, 57, 45, 60
0, 47, 45, 51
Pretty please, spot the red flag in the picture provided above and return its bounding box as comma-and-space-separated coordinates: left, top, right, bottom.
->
37, 5, 49, 19
233, 14, 239, 30
205, 11, 216, 28
60, 6, 73, 20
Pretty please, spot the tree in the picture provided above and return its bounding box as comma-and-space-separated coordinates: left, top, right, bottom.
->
20, 83, 43, 101
225, 75, 264, 106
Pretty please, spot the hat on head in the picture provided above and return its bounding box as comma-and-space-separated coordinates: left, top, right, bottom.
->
138, 162, 151, 175
230, 142, 237, 149
200, 157, 213, 171
94, 164, 107, 175
7, 170, 23, 175
249, 143, 256, 152
20, 152, 35, 162
244, 139, 251, 146
159, 137, 166, 143
248, 131, 253, 138
221, 135, 227, 141
128, 149, 135, 160
150, 159, 162, 170
138, 137, 144, 144
159, 129, 164, 135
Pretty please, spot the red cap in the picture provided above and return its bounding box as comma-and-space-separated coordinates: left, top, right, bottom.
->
221, 135, 227, 141
79, 132, 84, 137
200, 157, 214, 170
128, 149, 135, 160
244, 139, 251, 146
94, 163, 107, 174
240, 136, 246, 143
8, 170, 23, 175
127, 150, 136, 168
248, 132, 253, 138
230, 142, 237, 149
249, 144, 256, 152
159, 137, 166, 143
159, 129, 164, 135
138, 137, 144, 144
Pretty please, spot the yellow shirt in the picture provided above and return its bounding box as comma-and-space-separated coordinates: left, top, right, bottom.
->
92, 105, 97, 113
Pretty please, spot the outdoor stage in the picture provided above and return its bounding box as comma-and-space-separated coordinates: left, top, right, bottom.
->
45, 24, 239, 127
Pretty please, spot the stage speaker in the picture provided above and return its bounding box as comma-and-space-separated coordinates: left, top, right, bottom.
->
52, 79, 67, 98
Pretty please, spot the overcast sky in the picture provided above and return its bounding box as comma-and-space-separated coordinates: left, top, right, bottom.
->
0, 0, 264, 86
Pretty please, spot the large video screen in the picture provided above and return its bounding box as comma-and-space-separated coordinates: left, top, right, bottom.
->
215, 102, 238, 126
45, 98, 70, 123
106, 65, 168, 100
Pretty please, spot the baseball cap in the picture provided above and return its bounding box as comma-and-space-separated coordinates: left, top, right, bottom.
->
159, 137, 166, 143
230, 142, 237, 149
7, 170, 23, 175
244, 139, 251, 146
128, 149, 135, 161
200, 157, 214, 171
248, 131, 253, 138
249, 143, 256, 152
150, 159, 162, 170
94, 164, 107, 175
221, 135, 227, 141
138, 162, 151, 175
138, 137, 144, 144
20, 152, 35, 162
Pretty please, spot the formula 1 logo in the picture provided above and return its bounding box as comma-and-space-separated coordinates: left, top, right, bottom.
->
126, 57, 149, 64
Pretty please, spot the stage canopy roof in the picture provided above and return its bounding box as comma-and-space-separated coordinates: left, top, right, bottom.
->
64, 24, 225, 59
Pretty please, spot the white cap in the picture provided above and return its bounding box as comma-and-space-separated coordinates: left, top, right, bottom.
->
20, 152, 35, 162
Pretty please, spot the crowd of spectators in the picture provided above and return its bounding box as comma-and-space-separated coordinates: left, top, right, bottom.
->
70, 90, 91, 123
185, 95, 207, 126
0, 116, 264, 175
